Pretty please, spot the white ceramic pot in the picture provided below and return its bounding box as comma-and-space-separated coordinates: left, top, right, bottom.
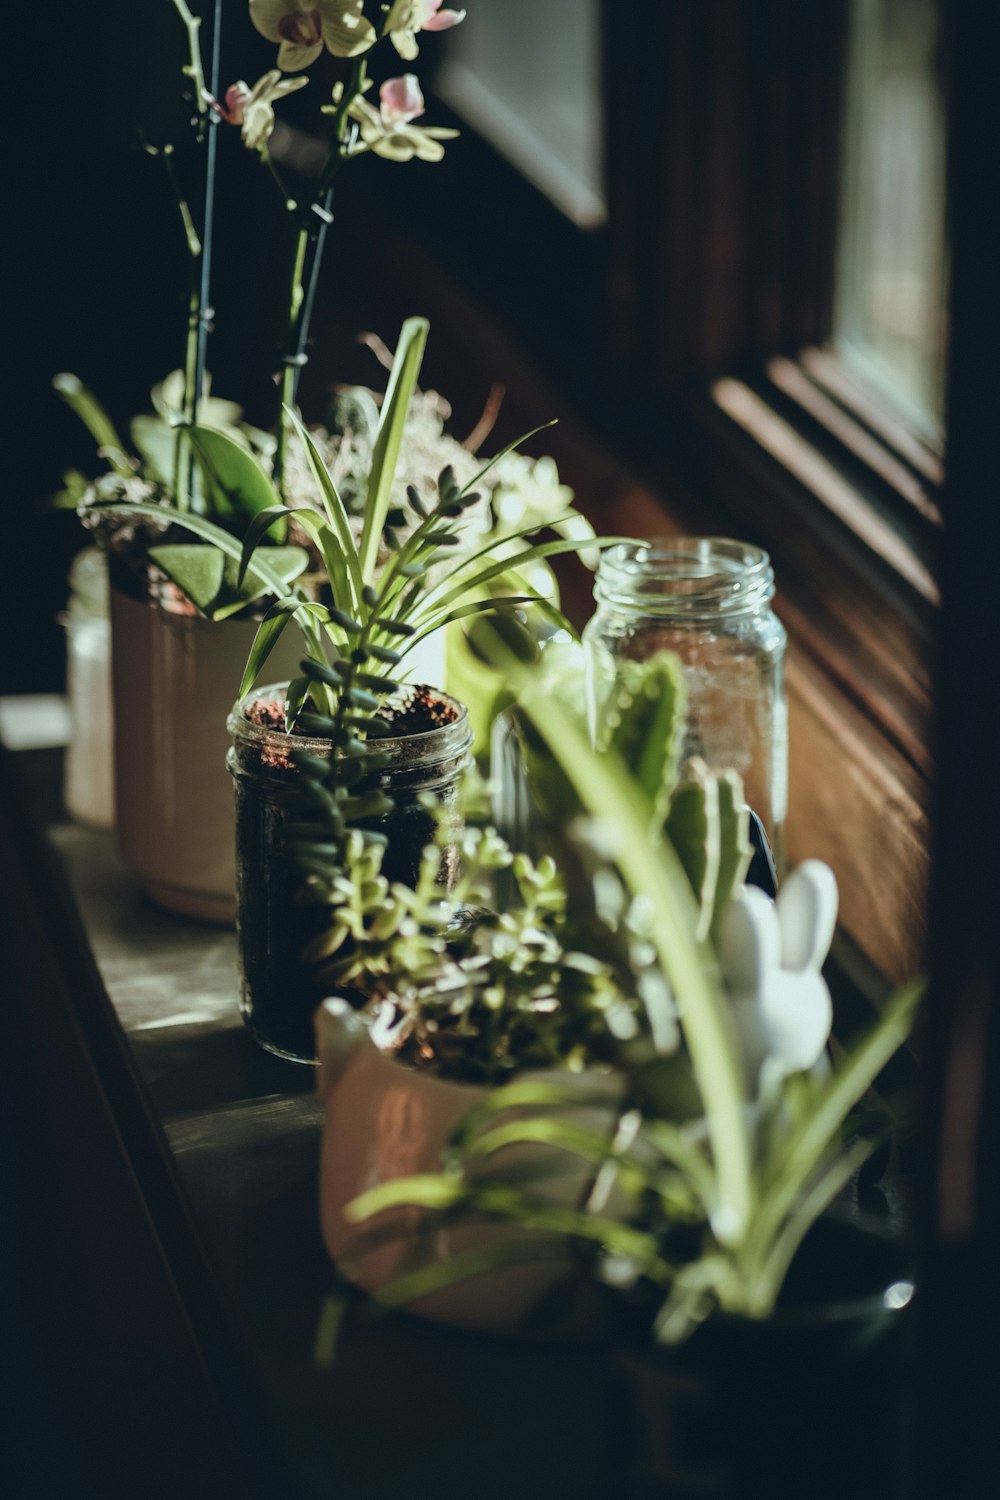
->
110, 586, 305, 923
315, 998, 625, 1334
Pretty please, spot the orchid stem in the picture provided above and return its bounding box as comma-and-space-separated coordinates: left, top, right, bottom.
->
272, 54, 369, 499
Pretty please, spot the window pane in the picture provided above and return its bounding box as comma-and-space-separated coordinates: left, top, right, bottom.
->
434, 0, 605, 228
835, 0, 948, 441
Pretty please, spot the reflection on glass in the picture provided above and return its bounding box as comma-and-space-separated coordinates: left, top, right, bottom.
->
836, 0, 948, 440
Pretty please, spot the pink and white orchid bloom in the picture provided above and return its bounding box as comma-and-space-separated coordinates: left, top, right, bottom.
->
340, 78, 458, 162
379, 74, 425, 126
250, 0, 376, 71
217, 70, 309, 151
386, 0, 466, 62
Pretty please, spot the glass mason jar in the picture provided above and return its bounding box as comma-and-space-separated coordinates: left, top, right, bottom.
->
582, 538, 787, 867
228, 684, 473, 1064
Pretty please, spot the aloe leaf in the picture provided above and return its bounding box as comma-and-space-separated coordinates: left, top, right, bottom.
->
189, 424, 286, 537
358, 317, 429, 584
600, 654, 688, 814
710, 771, 753, 946
285, 406, 362, 610
53, 373, 130, 471
663, 766, 721, 942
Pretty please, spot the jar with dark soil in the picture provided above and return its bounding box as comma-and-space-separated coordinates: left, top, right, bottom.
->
227, 683, 472, 1063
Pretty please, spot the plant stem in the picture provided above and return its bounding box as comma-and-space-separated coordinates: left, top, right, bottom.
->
271, 55, 370, 499
192, 0, 223, 448
167, 0, 213, 512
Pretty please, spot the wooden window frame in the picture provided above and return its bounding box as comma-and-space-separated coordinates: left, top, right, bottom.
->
297, 0, 945, 989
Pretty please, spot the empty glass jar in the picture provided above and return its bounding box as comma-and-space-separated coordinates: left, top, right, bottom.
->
582, 538, 787, 868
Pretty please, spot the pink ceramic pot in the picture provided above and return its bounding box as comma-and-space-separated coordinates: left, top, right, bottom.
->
315, 998, 625, 1334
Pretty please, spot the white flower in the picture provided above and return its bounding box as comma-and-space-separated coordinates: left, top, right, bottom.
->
386, 0, 466, 62
217, 70, 309, 151
719, 860, 838, 1084
249, 0, 376, 71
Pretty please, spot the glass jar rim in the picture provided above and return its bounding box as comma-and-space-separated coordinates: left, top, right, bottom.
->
594, 537, 775, 616
228, 681, 472, 769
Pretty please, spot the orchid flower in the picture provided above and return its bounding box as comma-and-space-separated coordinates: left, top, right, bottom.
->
217, 70, 309, 151
386, 0, 466, 62
333, 76, 459, 162
250, 0, 376, 70
719, 860, 838, 1086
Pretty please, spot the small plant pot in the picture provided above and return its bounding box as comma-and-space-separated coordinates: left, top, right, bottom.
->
315, 998, 626, 1335
228, 683, 473, 1064
609, 1216, 914, 1498
110, 576, 303, 924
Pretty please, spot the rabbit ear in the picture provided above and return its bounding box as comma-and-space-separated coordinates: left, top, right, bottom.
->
720, 885, 781, 995
777, 860, 838, 973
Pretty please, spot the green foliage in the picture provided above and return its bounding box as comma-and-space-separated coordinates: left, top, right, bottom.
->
343, 657, 920, 1343
147, 543, 308, 620
295, 779, 642, 1085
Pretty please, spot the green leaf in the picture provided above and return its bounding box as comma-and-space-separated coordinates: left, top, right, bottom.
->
105, 502, 299, 606
53, 373, 130, 471
285, 407, 362, 612
505, 669, 753, 1243
601, 653, 688, 815
663, 767, 720, 942
189, 424, 286, 537
358, 317, 429, 584
747, 980, 922, 1266
238, 609, 294, 698
129, 413, 175, 486
236, 505, 295, 588
150, 542, 308, 619
414, 537, 632, 624
461, 421, 558, 495
347, 1174, 464, 1221
710, 771, 753, 946
148, 544, 224, 611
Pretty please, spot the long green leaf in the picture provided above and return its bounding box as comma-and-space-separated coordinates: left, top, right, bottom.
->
369, 1241, 574, 1313
461, 421, 558, 495
513, 678, 755, 1244
236, 505, 296, 587
285, 407, 362, 610
238, 609, 295, 698
394, 596, 547, 656
747, 980, 922, 1269
358, 317, 429, 584
100, 501, 299, 602
413, 537, 632, 623
53, 374, 131, 474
